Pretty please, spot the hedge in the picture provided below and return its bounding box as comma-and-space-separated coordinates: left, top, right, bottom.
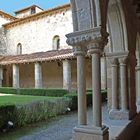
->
0, 97, 71, 131
65, 90, 107, 110
0, 87, 68, 97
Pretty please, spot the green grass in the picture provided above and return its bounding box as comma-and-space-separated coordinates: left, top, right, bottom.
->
0, 95, 59, 106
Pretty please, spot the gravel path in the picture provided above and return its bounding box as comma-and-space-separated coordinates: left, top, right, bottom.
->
0, 103, 130, 140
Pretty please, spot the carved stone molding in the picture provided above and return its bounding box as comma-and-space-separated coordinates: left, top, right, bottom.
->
87, 42, 103, 55
110, 58, 119, 66
72, 46, 87, 56
66, 27, 102, 47
118, 57, 128, 66
106, 51, 129, 58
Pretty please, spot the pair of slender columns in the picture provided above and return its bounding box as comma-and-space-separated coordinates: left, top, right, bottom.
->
111, 57, 128, 111
76, 47, 102, 127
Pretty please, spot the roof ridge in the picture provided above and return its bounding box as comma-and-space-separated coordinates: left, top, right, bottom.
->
0, 10, 17, 20
3, 3, 71, 28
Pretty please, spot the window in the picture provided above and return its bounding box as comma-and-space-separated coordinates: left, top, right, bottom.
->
53, 36, 60, 50
31, 7, 36, 15
17, 43, 22, 55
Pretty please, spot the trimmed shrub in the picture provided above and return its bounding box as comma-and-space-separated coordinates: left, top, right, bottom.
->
65, 90, 107, 110
0, 97, 71, 131
0, 87, 17, 94
0, 87, 68, 97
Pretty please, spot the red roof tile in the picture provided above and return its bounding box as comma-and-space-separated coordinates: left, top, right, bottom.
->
0, 49, 75, 65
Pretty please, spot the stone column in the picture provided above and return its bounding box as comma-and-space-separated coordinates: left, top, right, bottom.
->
111, 58, 119, 110
13, 64, 19, 88
136, 66, 140, 104
101, 56, 107, 89
0, 67, 3, 87
119, 57, 128, 111
35, 62, 42, 88
66, 28, 109, 140
136, 51, 140, 105
109, 58, 120, 119
89, 47, 102, 127
75, 48, 87, 125
63, 59, 72, 92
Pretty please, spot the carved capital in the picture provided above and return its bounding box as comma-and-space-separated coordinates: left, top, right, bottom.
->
72, 46, 87, 56
88, 43, 102, 55
118, 57, 128, 66
110, 58, 119, 66
66, 27, 102, 47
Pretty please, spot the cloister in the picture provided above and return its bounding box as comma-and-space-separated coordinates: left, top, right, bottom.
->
66, 0, 140, 139
0, 0, 140, 139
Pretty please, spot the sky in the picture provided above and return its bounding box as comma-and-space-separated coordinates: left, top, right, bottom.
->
0, 0, 70, 16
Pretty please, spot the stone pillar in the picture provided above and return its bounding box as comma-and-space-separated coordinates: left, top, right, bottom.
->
75, 48, 87, 125
136, 66, 140, 104
66, 28, 109, 140
119, 57, 128, 111
101, 56, 107, 89
109, 58, 119, 119
111, 58, 119, 110
35, 62, 42, 88
13, 64, 19, 88
136, 50, 140, 105
63, 59, 72, 92
0, 67, 3, 87
89, 47, 102, 127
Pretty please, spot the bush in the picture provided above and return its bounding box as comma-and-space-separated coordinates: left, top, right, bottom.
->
65, 90, 107, 110
0, 104, 17, 129
0, 87, 68, 97
0, 97, 71, 131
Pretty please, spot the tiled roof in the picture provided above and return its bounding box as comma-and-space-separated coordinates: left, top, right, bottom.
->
0, 49, 75, 65
0, 10, 17, 20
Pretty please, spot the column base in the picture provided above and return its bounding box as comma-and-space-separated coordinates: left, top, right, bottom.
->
109, 109, 129, 120
72, 125, 109, 140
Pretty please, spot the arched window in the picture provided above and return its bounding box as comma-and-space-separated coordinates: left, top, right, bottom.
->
17, 43, 22, 55
53, 36, 60, 50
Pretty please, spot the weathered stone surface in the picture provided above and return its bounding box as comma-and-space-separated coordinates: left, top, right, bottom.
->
5, 9, 73, 55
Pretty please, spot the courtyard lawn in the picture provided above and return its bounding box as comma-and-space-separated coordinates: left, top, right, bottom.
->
0, 94, 60, 106
0, 94, 71, 129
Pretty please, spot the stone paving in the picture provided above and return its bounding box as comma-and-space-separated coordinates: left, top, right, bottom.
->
0, 103, 133, 140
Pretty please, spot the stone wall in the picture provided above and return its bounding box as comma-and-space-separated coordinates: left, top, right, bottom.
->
6, 9, 73, 55
0, 16, 11, 27
0, 16, 11, 55
0, 27, 7, 55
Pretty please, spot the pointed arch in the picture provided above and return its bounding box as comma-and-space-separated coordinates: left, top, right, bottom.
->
107, 0, 128, 52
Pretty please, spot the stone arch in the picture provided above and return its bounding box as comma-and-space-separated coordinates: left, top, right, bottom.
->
52, 35, 60, 50
17, 43, 22, 55
107, 0, 128, 53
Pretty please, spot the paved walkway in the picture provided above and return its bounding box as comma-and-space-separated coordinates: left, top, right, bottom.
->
0, 103, 135, 140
